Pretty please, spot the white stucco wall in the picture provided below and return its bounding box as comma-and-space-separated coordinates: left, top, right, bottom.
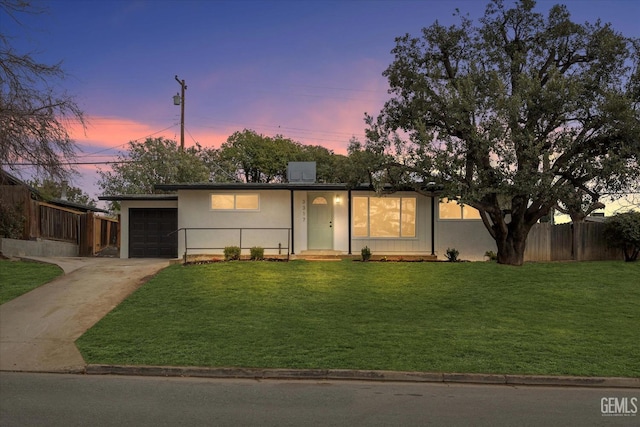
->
292, 191, 307, 253
174, 189, 351, 256
435, 218, 496, 261
119, 199, 178, 258
177, 189, 293, 256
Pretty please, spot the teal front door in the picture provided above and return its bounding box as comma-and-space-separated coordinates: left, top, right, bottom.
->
308, 193, 334, 250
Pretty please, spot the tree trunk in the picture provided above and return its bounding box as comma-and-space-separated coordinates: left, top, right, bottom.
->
494, 223, 530, 266
624, 245, 639, 262
496, 237, 526, 265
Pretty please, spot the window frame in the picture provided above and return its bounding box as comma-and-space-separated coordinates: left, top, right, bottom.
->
210, 193, 260, 211
352, 195, 417, 238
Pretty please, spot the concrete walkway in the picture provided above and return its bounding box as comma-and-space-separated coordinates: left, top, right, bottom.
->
0, 257, 170, 372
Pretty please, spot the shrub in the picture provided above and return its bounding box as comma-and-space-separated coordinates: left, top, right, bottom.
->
223, 246, 241, 261
250, 246, 264, 260
361, 246, 371, 262
484, 250, 497, 262
604, 212, 640, 262
0, 204, 24, 239
445, 247, 459, 262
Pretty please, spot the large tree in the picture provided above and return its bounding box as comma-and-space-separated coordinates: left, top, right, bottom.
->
215, 129, 346, 183
365, 0, 640, 265
97, 137, 210, 209
216, 129, 300, 183
0, 0, 85, 179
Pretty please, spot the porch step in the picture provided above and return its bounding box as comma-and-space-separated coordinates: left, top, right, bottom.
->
369, 254, 439, 262
293, 251, 438, 262
294, 250, 352, 261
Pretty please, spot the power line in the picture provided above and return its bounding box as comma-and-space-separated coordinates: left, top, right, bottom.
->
74, 123, 180, 159
4, 161, 136, 167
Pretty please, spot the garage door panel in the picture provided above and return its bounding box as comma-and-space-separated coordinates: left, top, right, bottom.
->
129, 208, 178, 258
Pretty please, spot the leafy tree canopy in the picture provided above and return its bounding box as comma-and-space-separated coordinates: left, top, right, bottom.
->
213, 129, 347, 183
365, 0, 640, 265
97, 137, 210, 209
604, 211, 640, 262
28, 177, 96, 207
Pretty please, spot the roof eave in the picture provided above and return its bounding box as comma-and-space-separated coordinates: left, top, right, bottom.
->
99, 194, 179, 201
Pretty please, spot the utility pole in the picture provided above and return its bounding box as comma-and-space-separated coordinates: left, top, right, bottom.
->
174, 75, 187, 150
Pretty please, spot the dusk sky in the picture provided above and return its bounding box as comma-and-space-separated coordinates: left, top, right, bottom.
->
3, 0, 639, 203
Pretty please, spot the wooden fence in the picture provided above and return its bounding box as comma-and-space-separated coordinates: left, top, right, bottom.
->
524, 222, 622, 262
79, 212, 119, 256
39, 202, 80, 243
1, 184, 119, 256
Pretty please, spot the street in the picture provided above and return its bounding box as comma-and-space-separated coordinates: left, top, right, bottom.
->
0, 372, 637, 426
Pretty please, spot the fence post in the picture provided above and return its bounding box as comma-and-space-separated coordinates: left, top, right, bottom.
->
79, 212, 94, 256
183, 228, 188, 263
573, 222, 585, 261
116, 214, 121, 250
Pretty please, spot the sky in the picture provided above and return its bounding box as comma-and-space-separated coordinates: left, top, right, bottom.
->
2, 0, 639, 207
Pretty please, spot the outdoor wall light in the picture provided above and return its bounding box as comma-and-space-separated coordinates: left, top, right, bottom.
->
335, 195, 342, 205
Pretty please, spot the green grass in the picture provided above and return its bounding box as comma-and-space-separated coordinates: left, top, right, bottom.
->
76, 260, 640, 377
0, 259, 63, 304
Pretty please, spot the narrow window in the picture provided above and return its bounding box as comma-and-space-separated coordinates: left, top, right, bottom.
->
401, 197, 416, 237
211, 194, 234, 210
236, 194, 259, 210
439, 198, 480, 219
353, 197, 369, 237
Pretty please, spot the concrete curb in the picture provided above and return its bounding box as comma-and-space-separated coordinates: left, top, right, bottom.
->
84, 365, 640, 389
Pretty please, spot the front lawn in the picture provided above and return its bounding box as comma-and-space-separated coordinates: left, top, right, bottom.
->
0, 259, 63, 304
76, 260, 640, 377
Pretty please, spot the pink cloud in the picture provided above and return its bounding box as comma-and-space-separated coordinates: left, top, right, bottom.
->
233, 64, 389, 154
68, 116, 231, 154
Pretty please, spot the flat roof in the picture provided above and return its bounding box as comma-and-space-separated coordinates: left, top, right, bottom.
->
47, 198, 108, 213
100, 183, 443, 200
98, 194, 178, 201
154, 182, 351, 191
154, 182, 443, 193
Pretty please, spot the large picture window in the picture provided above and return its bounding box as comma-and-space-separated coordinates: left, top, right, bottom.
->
353, 196, 416, 238
211, 194, 259, 210
439, 198, 481, 219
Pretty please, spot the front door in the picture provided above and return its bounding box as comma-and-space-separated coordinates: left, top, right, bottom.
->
308, 193, 333, 250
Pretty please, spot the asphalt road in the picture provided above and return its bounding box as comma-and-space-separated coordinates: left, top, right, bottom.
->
0, 373, 638, 426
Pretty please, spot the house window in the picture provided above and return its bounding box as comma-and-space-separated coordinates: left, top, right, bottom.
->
353, 196, 416, 238
211, 194, 259, 210
312, 196, 328, 205
439, 198, 481, 219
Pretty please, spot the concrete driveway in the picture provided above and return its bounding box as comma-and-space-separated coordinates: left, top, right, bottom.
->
0, 257, 170, 372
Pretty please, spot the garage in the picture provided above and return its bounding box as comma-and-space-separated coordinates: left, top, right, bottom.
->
129, 208, 178, 258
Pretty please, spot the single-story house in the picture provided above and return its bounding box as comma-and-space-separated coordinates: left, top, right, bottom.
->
100, 165, 496, 261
